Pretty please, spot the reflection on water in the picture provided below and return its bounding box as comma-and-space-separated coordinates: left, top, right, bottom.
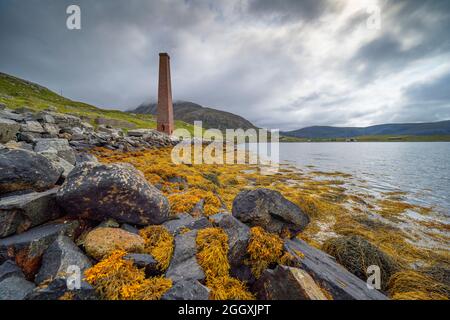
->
246, 142, 450, 216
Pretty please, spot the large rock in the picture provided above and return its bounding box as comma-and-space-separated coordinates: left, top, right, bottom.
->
35, 235, 92, 285
0, 148, 62, 195
83, 227, 145, 260
232, 188, 310, 236
166, 230, 205, 283
0, 276, 35, 300
253, 265, 328, 300
284, 238, 389, 300
34, 139, 76, 165
0, 118, 20, 143
20, 121, 44, 133
0, 188, 61, 238
161, 280, 210, 300
57, 162, 169, 225
0, 221, 79, 279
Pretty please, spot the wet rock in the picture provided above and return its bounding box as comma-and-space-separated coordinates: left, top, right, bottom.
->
253, 265, 328, 300
163, 213, 211, 235
0, 118, 20, 143
0, 260, 23, 281
83, 227, 145, 260
26, 278, 97, 300
0, 276, 35, 300
284, 238, 389, 300
162, 280, 210, 300
232, 188, 310, 236
57, 162, 169, 225
124, 253, 159, 276
0, 188, 61, 238
35, 235, 92, 285
34, 138, 76, 165
0, 220, 79, 279
0, 148, 62, 194
166, 230, 205, 283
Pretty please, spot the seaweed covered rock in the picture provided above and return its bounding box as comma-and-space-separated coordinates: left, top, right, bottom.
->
0, 148, 62, 195
253, 265, 328, 300
322, 235, 399, 290
165, 230, 204, 283
232, 188, 309, 236
56, 162, 170, 225
83, 227, 145, 261
0, 188, 61, 238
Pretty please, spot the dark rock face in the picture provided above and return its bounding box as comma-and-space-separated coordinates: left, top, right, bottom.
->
165, 230, 205, 283
232, 188, 310, 236
0, 188, 61, 238
161, 280, 210, 300
0, 221, 79, 279
35, 235, 92, 285
284, 238, 389, 300
0, 260, 24, 282
56, 162, 170, 225
253, 265, 328, 300
0, 148, 62, 195
163, 213, 211, 235
124, 253, 159, 276
209, 213, 250, 278
26, 278, 97, 300
0, 275, 35, 300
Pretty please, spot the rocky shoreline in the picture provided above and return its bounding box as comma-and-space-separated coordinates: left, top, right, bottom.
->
0, 105, 389, 300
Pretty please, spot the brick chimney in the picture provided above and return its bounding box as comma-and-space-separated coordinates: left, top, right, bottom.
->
157, 52, 174, 135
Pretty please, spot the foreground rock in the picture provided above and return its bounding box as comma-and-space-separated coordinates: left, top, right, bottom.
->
34, 138, 76, 165
26, 278, 97, 300
284, 238, 388, 300
0, 274, 35, 300
57, 162, 170, 225
232, 188, 310, 236
0, 221, 79, 279
162, 280, 210, 300
163, 213, 211, 235
253, 265, 328, 300
0, 188, 61, 238
124, 253, 159, 277
209, 213, 252, 282
83, 227, 145, 260
35, 235, 92, 284
166, 230, 205, 283
0, 148, 62, 194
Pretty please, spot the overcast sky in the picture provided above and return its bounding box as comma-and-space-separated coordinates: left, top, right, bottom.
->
1, 0, 449, 130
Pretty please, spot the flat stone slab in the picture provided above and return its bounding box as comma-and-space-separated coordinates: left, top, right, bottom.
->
284, 238, 388, 300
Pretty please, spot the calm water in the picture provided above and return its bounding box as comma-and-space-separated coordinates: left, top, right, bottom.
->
250, 142, 450, 216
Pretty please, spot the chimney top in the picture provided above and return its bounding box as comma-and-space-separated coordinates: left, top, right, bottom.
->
159, 52, 170, 58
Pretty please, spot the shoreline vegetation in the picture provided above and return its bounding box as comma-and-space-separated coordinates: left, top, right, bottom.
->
92, 147, 450, 300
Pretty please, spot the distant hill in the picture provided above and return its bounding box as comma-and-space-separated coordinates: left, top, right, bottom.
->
282, 121, 450, 139
130, 101, 258, 131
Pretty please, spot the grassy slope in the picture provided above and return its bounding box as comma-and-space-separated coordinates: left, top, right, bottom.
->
0, 72, 196, 134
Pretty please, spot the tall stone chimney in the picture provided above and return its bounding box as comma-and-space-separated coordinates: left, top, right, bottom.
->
157, 52, 174, 135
